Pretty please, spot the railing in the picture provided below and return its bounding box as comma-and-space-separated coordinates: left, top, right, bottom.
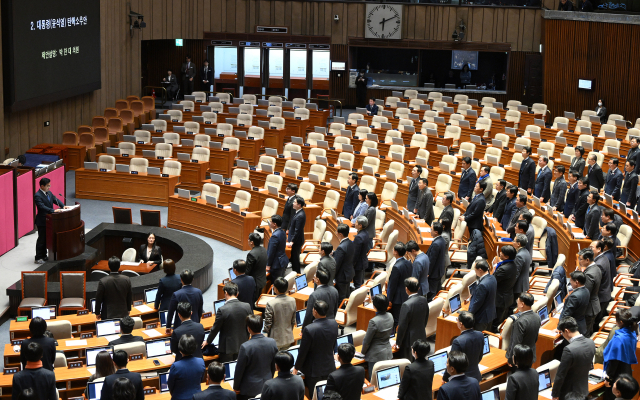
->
307, 97, 343, 117
142, 86, 168, 107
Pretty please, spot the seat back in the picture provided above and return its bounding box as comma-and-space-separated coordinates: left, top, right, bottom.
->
192, 147, 210, 162
209, 102, 224, 112
194, 134, 210, 148
385, 96, 400, 108
283, 144, 301, 158
222, 137, 240, 151
309, 164, 327, 181
444, 125, 461, 142
267, 106, 282, 117
343, 287, 369, 326
409, 98, 424, 108
248, 126, 264, 139
334, 136, 352, 150
112, 207, 133, 224
265, 174, 284, 191
371, 116, 388, 128
329, 123, 344, 136
381, 182, 398, 203
114, 342, 147, 357
46, 320, 72, 339
201, 183, 220, 200
62, 132, 79, 145
607, 114, 624, 125
294, 108, 309, 120
270, 117, 285, 129
435, 174, 453, 194
531, 103, 548, 115
151, 119, 167, 132
454, 94, 468, 104
134, 130, 151, 144
618, 224, 632, 247
60, 272, 86, 300
308, 148, 326, 162
552, 116, 568, 129
129, 158, 149, 173
167, 110, 182, 122
92, 116, 107, 128
324, 190, 340, 210
298, 182, 315, 201
500, 316, 515, 351
98, 155, 116, 170
79, 133, 95, 149
307, 132, 325, 146
507, 100, 521, 111
404, 89, 418, 99
338, 153, 355, 169
506, 110, 521, 123
233, 190, 251, 209
237, 114, 253, 126
426, 297, 445, 337
395, 108, 410, 119
216, 93, 231, 103
362, 157, 380, 174
193, 92, 207, 102
285, 160, 302, 176
481, 96, 497, 107
348, 113, 365, 124
180, 100, 195, 109
515, 137, 531, 147
360, 175, 377, 192
162, 160, 182, 176
163, 133, 180, 145
388, 161, 404, 177
481, 107, 497, 119
292, 98, 306, 108
217, 123, 233, 137
231, 169, 250, 184
423, 110, 438, 122
476, 117, 492, 131
459, 142, 476, 158
433, 101, 447, 113
262, 198, 279, 218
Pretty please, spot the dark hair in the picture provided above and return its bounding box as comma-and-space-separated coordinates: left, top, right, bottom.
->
556, 165, 565, 174
448, 350, 469, 373
458, 310, 474, 329
316, 266, 330, 285
321, 242, 333, 256
25, 342, 43, 362
610, 157, 619, 166
293, 196, 305, 208
271, 214, 283, 227
112, 349, 129, 368
519, 292, 535, 307
500, 245, 517, 260
337, 343, 355, 364
595, 240, 606, 252
17, 155, 26, 165
405, 277, 420, 293
521, 212, 533, 224
185, 55, 191, 59
223, 281, 239, 296
579, 176, 589, 186
615, 374, 639, 399
314, 300, 329, 316
440, 217, 451, 232
602, 236, 615, 251
481, 166, 490, 174
513, 344, 534, 368
569, 171, 580, 179
180, 269, 194, 285
570, 270, 586, 285
248, 232, 262, 247
522, 146, 531, 155
120, 316, 135, 334
414, 165, 423, 175
515, 234, 528, 248
177, 302, 192, 319
616, 309, 638, 330
112, 377, 136, 400
629, 159, 637, 168
589, 191, 600, 204
337, 223, 350, 238
39, 177, 51, 187
575, 145, 585, 157
286, 183, 298, 193
478, 180, 487, 191
178, 334, 197, 356
233, 259, 247, 274
163, 259, 176, 275
539, 156, 548, 164
517, 194, 527, 204
366, 192, 379, 207
108, 256, 121, 273
207, 362, 225, 383
406, 240, 420, 253
412, 339, 430, 359
462, 156, 471, 165
274, 351, 295, 371
372, 294, 388, 313
146, 233, 156, 246
246, 314, 263, 334
394, 241, 407, 257
419, 177, 428, 185
498, 179, 507, 189
564, 393, 587, 400
602, 208, 615, 220
349, 173, 359, 183
29, 317, 47, 337
604, 222, 617, 236
432, 221, 443, 235
557, 317, 579, 333
203, 59, 209, 63
508, 186, 518, 195
444, 192, 454, 204
358, 189, 369, 201
516, 220, 529, 233
578, 248, 594, 262
475, 260, 489, 272
274, 277, 288, 294
94, 350, 116, 378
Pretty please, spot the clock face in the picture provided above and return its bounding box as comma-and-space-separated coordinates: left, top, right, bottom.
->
365, 4, 403, 40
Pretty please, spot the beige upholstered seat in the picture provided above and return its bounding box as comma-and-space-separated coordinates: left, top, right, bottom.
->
282, 144, 301, 158
201, 183, 220, 200
494, 133, 510, 147
370, 230, 398, 268
481, 97, 497, 107
114, 342, 146, 357
361, 140, 378, 155
129, 158, 148, 173
118, 142, 136, 154
237, 114, 253, 126
232, 190, 251, 209
292, 98, 306, 108
371, 359, 411, 389
258, 155, 276, 170
248, 126, 264, 139
481, 107, 497, 119
133, 130, 151, 143
329, 123, 344, 136
239, 104, 253, 114
384, 130, 401, 143
476, 117, 492, 132
194, 134, 210, 147
208, 102, 224, 113
456, 104, 472, 115
425, 297, 445, 338
357, 175, 375, 193
395, 108, 410, 120
216, 93, 231, 103
294, 108, 309, 120
202, 112, 217, 124
398, 119, 414, 132
298, 182, 315, 201
151, 119, 167, 132
385, 96, 400, 108
531, 103, 548, 115
167, 110, 183, 122
191, 147, 210, 162
388, 161, 404, 178
268, 96, 282, 106
371, 116, 387, 128
435, 174, 453, 195
598, 124, 617, 138
507, 100, 521, 111
409, 98, 424, 108
333, 136, 351, 150
404, 89, 418, 99
216, 123, 233, 136
355, 126, 372, 138
98, 155, 116, 170
267, 106, 282, 117
322, 190, 340, 212
607, 114, 624, 125
423, 110, 438, 122
305, 164, 325, 182
454, 94, 468, 104
432, 101, 447, 113
261, 198, 279, 222
337, 170, 351, 187
348, 113, 365, 124
551, 117, 568, 130
308, 148, 326, 163
428, 92, 443, 101
162, 160, 181, 176
222, 137, 240, 151
270, 117, 285, 129
505, 110, 521, 127
192, 92, 207, 102
184, 121, 200, 134
284, 160, 302, 176
440, 155, 458, 171
307, 132, 324, 146
381, 182, 398, 204
515, 137, 531, 147
444, 125, 461, 145
335, 287, 368, 327
338, 153, 355, 169
163, 132, 180, 145
265, 174, 284, 191
242, 94, 257, 105
362, 157, 380, 174
388, 145, 405, 160
46, 320, 73, 339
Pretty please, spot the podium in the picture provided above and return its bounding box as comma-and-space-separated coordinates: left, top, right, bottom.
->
46, 205, 85, 260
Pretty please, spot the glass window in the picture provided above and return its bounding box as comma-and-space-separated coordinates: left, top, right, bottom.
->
312, 50, 330, 79
290, 49, 307, 79
269, 49, 284, 78
244, 47, 261, 76
213, 46, 237, 79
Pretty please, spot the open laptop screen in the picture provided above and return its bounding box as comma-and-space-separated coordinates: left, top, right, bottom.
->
376, 365, 401, 390
429, 351, 448, 372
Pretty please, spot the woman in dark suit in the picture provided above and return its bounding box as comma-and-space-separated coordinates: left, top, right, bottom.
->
398, 340, 434, 400
596, 99, 608, 124
364, 192, 378, 249
571, 146, 586, 178
137, 233, 162, 264
154, 259, 181, 311
361, 294, 394, 378
504, 344, 539, 400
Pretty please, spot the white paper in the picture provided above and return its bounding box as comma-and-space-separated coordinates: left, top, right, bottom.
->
590, 368, 605, 378
65, 340, 87, 347
134, 305, 154, 313
349, 228, 358, 233
105, 334, 121, 342
121, 261, 139, 266
573, 232, 586, 239
419, 227, 431, 233
297, 287, 314, 295
539, 328, 558, 337
374, 386, 400, 400
389, 339, 396, 346
478, 364, 488, 372
143, 329, 163, 338
87, 367, 96, 375
539, 388, 553, 399
445, 315, 458, 322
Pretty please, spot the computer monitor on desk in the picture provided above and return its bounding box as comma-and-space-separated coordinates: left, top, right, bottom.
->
159, 311, 169, 327
449, 293, 461, 314
295, 310, 306, 327
538, 305, 550, 326
87, 347, 113, 366
144, 288, 158, 304
429, 351, 448, 373
481, 388, 499, 400
146, 338, 171, 358
376, 365, 401, 390
96, 319, 121, 337
87, 382, 104, 400
32, 306, 56, 320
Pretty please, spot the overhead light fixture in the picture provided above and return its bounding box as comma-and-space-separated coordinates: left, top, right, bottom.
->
129, 11, 146, 37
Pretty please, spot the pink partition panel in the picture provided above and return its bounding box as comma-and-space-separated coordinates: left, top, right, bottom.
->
17, 170, 34, 238
33, 166, 66, 211
0, 170, 16, 256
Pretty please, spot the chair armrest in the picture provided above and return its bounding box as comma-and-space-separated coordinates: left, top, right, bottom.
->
338, 298, 349, 310
483, 331, 503, 349
532, 266, 554, 276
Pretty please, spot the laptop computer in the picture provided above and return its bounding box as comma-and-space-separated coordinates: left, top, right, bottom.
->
145, 339, 171, 358
449, 293, 462, 313
31, 306, 56, 320
159, 372, 170, 393
316, 156, 328, 166
315, 384, 326, 400
266, 185, 279, 196
538, 369, 552, 392
483, 334, 491, 356
158, 310, 169, 327
468, 281, 478, 298
554, 292, 564, 314
470, 135, 481, 144
205, 195, 217, 206
480, 388, 500, 400
426, 128, 438, 137
375, 365, 402, 394
290, 152, 303, 161
295, 310, 306, 327
560, 153, 572, 163
230, 202, 241, 213
429, 351, 448, 373
330, 179, 341, 189
284, 167, 297, 178
295, 275, 313, 295
223, 361, 237, 382
487, 155, 499, 165
335, 333, 354, 353
228, 267, 237, 280
86, 347, 113, 366
96, 319, 121, 337
538, 305, 550, 326
87, 381, 105, 400
213, 299, 226, 314
369, 284, 382, 298
416, 157, 427, 167
144, 288, 158, 304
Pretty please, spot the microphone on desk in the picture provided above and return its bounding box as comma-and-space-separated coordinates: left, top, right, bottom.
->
58, 193, 70, 207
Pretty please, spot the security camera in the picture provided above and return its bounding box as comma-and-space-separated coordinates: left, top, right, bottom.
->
334, 15, 339, 21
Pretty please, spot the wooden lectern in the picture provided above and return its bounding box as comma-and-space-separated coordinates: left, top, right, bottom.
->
46, 205, 85, 260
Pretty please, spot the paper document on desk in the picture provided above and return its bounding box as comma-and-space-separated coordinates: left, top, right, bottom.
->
479, 364, 488, 372
539, 328, 558, 337
65, 340, 87, 347
374, 386, 400, 400
419, 227, 431, 233
349, 228, 358, 233
121, 261, 139, 266
135, 304, 154, 313
105, 334, 121, 342
539, 389, 553, 399
573, 232, 586, 239
445, 315, 458, 322
87, 367, 96, 375
297, 287, 314, 296
143, 329, 163, 338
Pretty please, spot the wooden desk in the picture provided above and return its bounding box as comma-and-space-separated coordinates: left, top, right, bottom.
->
167, 195, 262, 251
75, 169, 180, 207
208, 135, 263, 166
92, 260, 157, 274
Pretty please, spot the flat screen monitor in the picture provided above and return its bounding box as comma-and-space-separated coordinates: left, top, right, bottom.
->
449, 293, 462, 314
451, 50, 478, 70
331, 62, 345, 71
96, 319, 120, 337
159, 372, 170, 392
86, 346, 113, 366
213, 299, 226, 314
295, 275, 308, 291
159, 311, 169, 327
555, 292, 564, 308
228, 268, 237, 280
145, 339, 171, 358
469, 281, 478, 298
538, 306, 550, 326
429, 351, 448, 372
295, 310, 306, 327
204, 330, 220, 346
87, 381, 104, 400
578, 79, 593, 90
376, 365, 401, 390
335, 333, 353, 353
31, 306, 56, 320
481, 388, 499, 400
91, 298, 96, 313
538, 369, 552, 391
223, 361, 237, 381
483, 335, 490, 356
144, 288, 158, 304
288, 346, 300, 366
369, 284, 382, 297
315, 384, 327, 400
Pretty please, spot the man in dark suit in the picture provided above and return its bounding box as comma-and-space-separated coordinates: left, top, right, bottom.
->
13, 342, 57, 400
513, 235, 532, 302
110, 316, 144, 346
388, 243, 413, 328
365, 98, 379, 117
287, 196, 306, 274
600, 208, 623, 234
437, 351, 481, 400
549, 166, 567, 212
612, 375, 640, 400
560, 271, 590, 335
468, 260, 497, 332
407, 166, 423, 212
425, 222, 448, 301
332, 224, 354, 302
620, 160, 639, 208
201, 60, 213, 91
579, 248, 602, 336
95, 257, 132, 320
234, 314, 278, 400
245, 232, 267, 303
267, 215, 289, 280
395, 278, 429, 360
478, 166, 494, 210
534, 156, 553, 202
281, 184, 299, 231
166, 269, 204, 331
205, 282, 253, 362
460, 181, 487, 235
488, 179, 508, 222
551, 317, 596, 400
302, 266, 339, 328
501, 186, 518, 230
492, 245, 518, 330
398, 340, 434, 400
342, 173, 360, 219
506, 194, 528, 238
318, 242, 337, 285
181, 55, 196, 96
34, 177, 65, 263
505, 293, 540, 366
326, 343, 366, 400
518, 146, 536, 194
570, 177, 590, 229
170, 302, 205, 361
261, 351, 305, 400
591, 240, 613, 328
587, 154, 605, 190
101, 350, 144, 400
627, 137, 640, 174
352, 216, 370, 289
193, 362, 237, 400
564, 171, 581, 218
457, 157, 477, 201
294, 300, 339, 396
407, 241, 429, 297
442, 311, 484, 382
438, 192, 455, 237
232, 259, 257, 307
583, 191, 602, 240
414, 178, 435, 224
605, 158, 624, 200
162, 70, 179, 100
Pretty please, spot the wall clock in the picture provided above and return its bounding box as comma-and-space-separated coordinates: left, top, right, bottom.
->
365, 4, 403, 40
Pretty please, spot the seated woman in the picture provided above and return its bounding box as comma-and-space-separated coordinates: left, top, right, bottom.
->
85, 351, 116, 398
137, 233, 162, 265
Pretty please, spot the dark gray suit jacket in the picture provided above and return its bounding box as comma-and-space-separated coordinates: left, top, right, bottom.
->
513, 248, 532, 294
505, 310, 540, 363
595, 253, 612, 303
506, 206, 528, 237
364, 206, 377, 240
587, 163, 605, 190
233, 334, 278, 396
95, 273, 132, 320
171, 319, 205, 361
551, 336, 596, 398
407, 178, 420, 211
302, 284, 339, 328
396, 295, 429, 359
560, 286, 590, 334
232, 274, 256, 308
261, 372, 305, 400
333, 239, 355, 284
415, 188, 435, 225
192, 385, 236, 400
353, 229, 370, 272
246, 246, 268, 302
549, 177, 567, 210
570, 157, 586, 177
318, 255, 337, 285
398, 359, 434, 400
442, 329, 484, 382
207, 298, 252, 354
489, 190, 508, 223
583, 263, 602, 318
494, 260, 518, 312
505, 368, 539, 400
361, 312, 394, 363
295, 317, 339, 378
326, 364, 366, 400
583, 204, 601, 240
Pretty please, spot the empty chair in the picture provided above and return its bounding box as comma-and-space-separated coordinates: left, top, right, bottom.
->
475, 117, 492, 132
242, 94, 257, 105
78, 125, 93, 135
232, 190, 251, 209
404, 89, 418, 99
481, 97, 497, 107
118, 141, 136, 154
167, 110, 183, 122
432, 101, 447, 113
581, 109, 597, 121
575, 119, 591, 134
416, 149, 430, 165
551, 117, 569, 130
329, 123, 345, 136
129, 158, 149, 173
222, 137, 240, 151
578, 134, 595, 146
98, 155, 116, 170
384, 130, 401, 143
371, 116, 388, 128
538, 141, 555, 155
444, 125, 461, 145
387, 145, 406, 159
309, 164, 327, 181
265, 174, 284, 192
231, 169, 250, 184
361, 140, 378, 155
607, 114, 624, 125
307, 132, 324, 146
59, 272, 86, 313
485, 147, 502, 162
395, 108, 410, 119
385, 96, 400, 108
209, 102, 224, 113
505, 110, 521, 127
78, 133, 96, 160
524, 125, 541, 137
292, 98, 306, 108
481, 107, 497, 119
362, 157, 380, 174
454, 94, 468, 104
308, 148, 326, 162
217, 123, 233, 136
162, 160, 182, 176
239, 104, 253, 114
355, 127, 371, 138
348, 113, 365, 124
456, 104, 473, 115
247, 126, 264, 139
62, 132, 78, 145
268, 96, 282, 106
506, 100, 521, 111
380, 182, 398, 204
201, 112, 217, 124
133, 130, 151, 144
180, 100, 195, 110
598, 124, 617, 137
92, 116, 107, 128
270, 117, 285, 129
194, 134, 210, 147
333, 136, 351, 151
428, 92, 443, 101
261, 198, 279, 222
93, 127, 111, 150
360, 175, 377, 192
191, 91, 206, 102
216, 93, 231, 103
459, 142, 476, 158
18, 271, 48, 316
282, 144, 301, 158
410, 134, 427, 149
625, 127, 640, 142
294, 108, 309, 120
151, 119, 167, 132
163, 132, 180, 145
191, 147, 210, 162
423, 110, 438, 122
421, 122, 438, 134
409, 98, 424, 108
298, 182, 315, 201
201, 183, 220, 200
285, 160, 302, 176
335, 287, 369, 328
267, 106, 282, 117
531, 103, 548, 115
515, 137, 531, 147
237, 114, 252, 126
435, 174, 453, 195
338, 153, 355, 169
440, 155, 458, 171
494, 133, 510, 147
397, 118, 414, 131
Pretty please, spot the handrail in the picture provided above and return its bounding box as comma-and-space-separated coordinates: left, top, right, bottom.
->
307, 97, 343, 118
142, 86, 168, 107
